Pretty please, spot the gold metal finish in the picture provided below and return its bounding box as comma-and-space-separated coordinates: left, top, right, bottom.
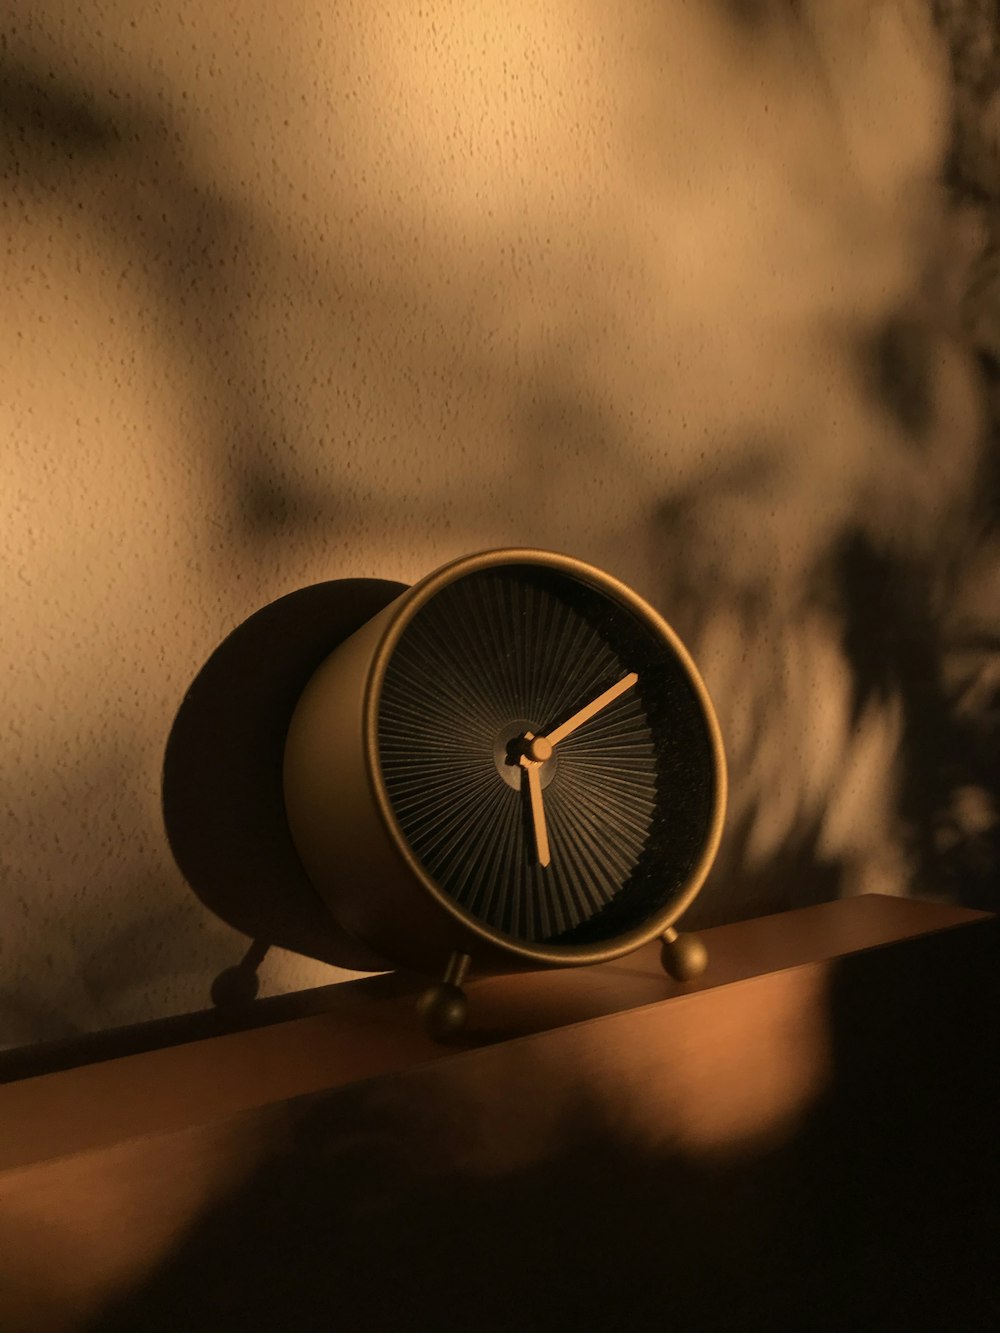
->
443, 951, 471, 988
520, 744, 551, 868
511, 672, 639, 874
284, 547, 727, 975
418, 951, 471, 1039
524, 733, 553, 764
660, 926, 709, 981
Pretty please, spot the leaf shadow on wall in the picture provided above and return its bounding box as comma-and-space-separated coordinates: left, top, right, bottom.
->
0, 50, 711, 1031
0, 56, 343, 550
2, 39, 998, 1052
835, 526, 999, 914
0, 55, 438, 1040
654, 456, 999, 927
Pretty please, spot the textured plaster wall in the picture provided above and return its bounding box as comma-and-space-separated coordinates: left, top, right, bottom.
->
1, 1, 992, 1046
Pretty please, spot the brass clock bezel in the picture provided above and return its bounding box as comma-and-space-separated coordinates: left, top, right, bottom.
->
362, 547, 727, 968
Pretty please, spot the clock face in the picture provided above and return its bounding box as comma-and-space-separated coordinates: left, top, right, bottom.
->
375, 562, 720, 948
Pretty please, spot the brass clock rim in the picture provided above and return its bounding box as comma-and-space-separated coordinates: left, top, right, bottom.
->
363, 547, 728, 967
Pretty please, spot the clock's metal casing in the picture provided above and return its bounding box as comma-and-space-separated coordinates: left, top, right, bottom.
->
283, 548, 727, 977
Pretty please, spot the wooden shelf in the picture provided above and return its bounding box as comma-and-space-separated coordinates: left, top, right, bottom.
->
0, 895, 994, 1333
0, 894, 984, 1172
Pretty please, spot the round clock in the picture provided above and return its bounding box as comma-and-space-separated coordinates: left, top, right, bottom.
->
283, 549, 726, 1035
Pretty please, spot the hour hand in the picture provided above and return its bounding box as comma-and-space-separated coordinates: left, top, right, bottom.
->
519, 739, 551, 868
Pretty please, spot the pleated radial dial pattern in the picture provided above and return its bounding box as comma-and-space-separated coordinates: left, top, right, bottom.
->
373, 559, 723, 953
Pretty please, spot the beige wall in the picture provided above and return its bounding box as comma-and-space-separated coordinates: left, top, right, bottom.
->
1, 1, 987, 1044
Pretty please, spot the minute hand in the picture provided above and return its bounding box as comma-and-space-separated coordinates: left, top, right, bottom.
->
544, 672, 639, 747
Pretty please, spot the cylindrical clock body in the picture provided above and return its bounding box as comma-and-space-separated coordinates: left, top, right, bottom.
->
283, 549, 727, 979
284, 594, 499, 973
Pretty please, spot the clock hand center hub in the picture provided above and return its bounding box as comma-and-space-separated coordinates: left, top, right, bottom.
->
522, 733, 553, 765
492, 721, 558, 791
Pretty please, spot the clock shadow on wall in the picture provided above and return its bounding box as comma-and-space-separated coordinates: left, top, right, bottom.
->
162, 579, 407, 1004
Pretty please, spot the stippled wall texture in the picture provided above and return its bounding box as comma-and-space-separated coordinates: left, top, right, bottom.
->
2, 2, 997, 1047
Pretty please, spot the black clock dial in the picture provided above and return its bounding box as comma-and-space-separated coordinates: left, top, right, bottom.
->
376, 564, 717, 947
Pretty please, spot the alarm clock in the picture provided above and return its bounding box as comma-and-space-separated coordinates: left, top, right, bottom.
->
283, 549, 726, 1036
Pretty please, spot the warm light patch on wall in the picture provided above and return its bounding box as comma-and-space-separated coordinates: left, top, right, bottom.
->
0, 0, 991, 1042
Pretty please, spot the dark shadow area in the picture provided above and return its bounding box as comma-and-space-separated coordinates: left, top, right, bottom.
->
0, 966, 422, 1085
0, 50, 348, 555
836, 529, 999, 914
715, 0, 806, 32
85, 920, 997, 1332
864, 312, 934, 444
0, 64, 120, 158
686, 807, 843, 932
653, 451, 998, 926
163, 579, 406, 971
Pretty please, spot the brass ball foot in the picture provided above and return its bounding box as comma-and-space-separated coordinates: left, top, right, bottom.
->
417, 982, 468, 1040
210, 964, 261, 1008
660, 926, 708, 982
418, 950, 472, 1039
